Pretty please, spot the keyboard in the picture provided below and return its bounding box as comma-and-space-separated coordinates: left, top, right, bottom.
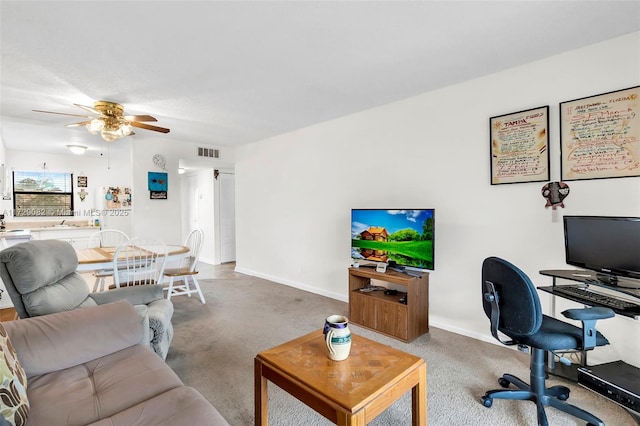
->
553, 286, 640, 312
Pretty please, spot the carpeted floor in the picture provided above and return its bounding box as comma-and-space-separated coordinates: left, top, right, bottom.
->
165, 267, 635, 426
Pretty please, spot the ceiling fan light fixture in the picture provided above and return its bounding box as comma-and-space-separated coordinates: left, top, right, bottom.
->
34, 100, 170, 141
67, 144, 87, 155
119, 123, 133, 136
87, 118, 104, 134
101, 129, 120, 142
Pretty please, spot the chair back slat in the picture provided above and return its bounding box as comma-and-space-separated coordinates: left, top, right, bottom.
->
114, 238, 167, 288
180, 229, 204, 272
88, 229, 129, 249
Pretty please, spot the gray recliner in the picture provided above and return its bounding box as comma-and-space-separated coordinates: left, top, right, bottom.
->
0, 239, 174, 360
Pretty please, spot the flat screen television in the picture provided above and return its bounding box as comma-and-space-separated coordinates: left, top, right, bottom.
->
351, 209, 434, 270
563, 215, 640, 288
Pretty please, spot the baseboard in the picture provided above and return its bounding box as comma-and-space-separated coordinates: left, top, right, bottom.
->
234, 267, 348, 302
429, 319, 505, 348
233, 267, 512, 349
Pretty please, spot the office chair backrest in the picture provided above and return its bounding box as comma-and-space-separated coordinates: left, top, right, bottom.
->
481, 256, 543, 337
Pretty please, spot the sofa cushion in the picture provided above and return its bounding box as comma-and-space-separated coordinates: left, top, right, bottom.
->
0, 323, 29, 426
4, 300, 143, 377
26, 344, 184, 426
21, 274, 95, 317
87, 387, 229, 426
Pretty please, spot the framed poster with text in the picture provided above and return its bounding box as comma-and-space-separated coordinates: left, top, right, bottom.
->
560, 86, 640, 181
490, 106, 549, 185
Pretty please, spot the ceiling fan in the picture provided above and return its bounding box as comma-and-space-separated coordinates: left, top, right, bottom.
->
33, 100, 170, 142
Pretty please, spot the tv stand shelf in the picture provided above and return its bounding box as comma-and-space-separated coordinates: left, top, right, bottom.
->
348, 267, 429, 342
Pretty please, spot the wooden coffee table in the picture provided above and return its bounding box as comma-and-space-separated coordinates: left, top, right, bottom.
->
254, 329, 427, 425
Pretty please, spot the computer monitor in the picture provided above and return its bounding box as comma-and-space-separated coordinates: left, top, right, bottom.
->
564, 215, 640, 288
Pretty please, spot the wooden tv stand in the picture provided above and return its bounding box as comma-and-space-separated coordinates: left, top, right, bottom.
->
348, 267, 429, 342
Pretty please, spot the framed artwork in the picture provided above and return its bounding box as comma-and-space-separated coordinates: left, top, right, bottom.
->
148, 172, 168, 191
490, 106, 550, 184
104, 186, 132, 209
560, 86, 640, 181
150, 191, 167, 200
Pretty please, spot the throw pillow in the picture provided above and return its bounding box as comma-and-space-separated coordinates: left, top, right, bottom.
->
0, 323, 29, 426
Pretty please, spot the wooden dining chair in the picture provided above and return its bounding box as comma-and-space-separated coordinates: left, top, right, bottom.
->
162, 229, 205, 303
113, 238, 167, 288
87, 229, 129, 292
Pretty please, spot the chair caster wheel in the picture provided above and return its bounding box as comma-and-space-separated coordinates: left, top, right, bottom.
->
558, 392, 569, 401
498, 377, 510, 388
481, 396, 493, 408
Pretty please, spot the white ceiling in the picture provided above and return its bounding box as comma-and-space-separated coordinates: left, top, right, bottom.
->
1, 1, 639, 157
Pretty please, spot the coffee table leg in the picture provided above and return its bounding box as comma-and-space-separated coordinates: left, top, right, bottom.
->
411, 363, 427, 426
337, 410, 365, 426
255, 358, 268, 426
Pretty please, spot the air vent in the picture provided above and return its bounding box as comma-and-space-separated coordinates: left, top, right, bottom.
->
197, 147, 219, 158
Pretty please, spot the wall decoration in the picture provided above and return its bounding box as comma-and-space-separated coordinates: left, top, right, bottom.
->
560, 86, 640, 181
490, 106, 550, 184
77, 175, 87, 188
148, 172, 168, 199
104, 186, 132, 209
152, 154, 167, 170
150, 191, 167, 200
77, 188, 88, 202
541, 181, 570, 209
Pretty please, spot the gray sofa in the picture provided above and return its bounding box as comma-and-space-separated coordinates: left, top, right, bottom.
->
0, 240, 173, 359
1, 299, 229, 426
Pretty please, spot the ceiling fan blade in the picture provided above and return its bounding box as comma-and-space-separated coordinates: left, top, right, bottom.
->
124, 115, 157, 122
33, 109, 92, 119
65, 121, 92, 128
130, 121, 170, 133
73, 103, 103, 115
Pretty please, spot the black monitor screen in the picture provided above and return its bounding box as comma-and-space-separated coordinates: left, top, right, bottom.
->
564, 215, 640, 284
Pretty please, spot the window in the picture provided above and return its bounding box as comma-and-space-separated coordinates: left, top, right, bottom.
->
13, 171, 74, 217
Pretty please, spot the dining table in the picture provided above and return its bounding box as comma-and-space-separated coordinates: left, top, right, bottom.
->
75, 244, 190, 272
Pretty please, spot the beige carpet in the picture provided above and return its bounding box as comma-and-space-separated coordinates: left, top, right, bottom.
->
165, 268, 635, 426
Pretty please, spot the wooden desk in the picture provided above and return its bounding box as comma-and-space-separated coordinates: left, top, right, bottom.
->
75, 245, 189, 272
255, 330, 427, 425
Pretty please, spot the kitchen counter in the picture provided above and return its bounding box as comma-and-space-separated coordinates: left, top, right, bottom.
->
0, 229, 33, 239
32, 225, 98, 231
1, 224, 99, 250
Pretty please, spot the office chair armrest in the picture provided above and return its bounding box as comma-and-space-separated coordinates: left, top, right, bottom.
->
562, 307, 615, 321
562, 307, 614, 350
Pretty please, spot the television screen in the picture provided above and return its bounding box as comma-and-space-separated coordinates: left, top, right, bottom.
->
351, 209, 435, 270
564, 215, 640, 287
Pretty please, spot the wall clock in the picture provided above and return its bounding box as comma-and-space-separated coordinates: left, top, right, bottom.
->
153, 154, 166, 169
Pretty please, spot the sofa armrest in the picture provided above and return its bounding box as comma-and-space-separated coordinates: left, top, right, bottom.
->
3, 300, 143, 377
89, 284, 163, 306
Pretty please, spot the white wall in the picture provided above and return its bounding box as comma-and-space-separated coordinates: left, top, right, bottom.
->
235, 33, 640, 366
2, 146, 133, 226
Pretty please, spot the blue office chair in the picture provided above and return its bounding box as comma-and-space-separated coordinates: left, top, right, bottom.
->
480, 257, 615, 426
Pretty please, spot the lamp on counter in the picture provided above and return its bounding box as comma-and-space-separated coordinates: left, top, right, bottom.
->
66, 145, 87, 155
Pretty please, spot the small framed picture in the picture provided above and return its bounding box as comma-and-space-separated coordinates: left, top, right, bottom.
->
490, 106, 550, 185
150, 191, 167, 200
560, 86, 640, 181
